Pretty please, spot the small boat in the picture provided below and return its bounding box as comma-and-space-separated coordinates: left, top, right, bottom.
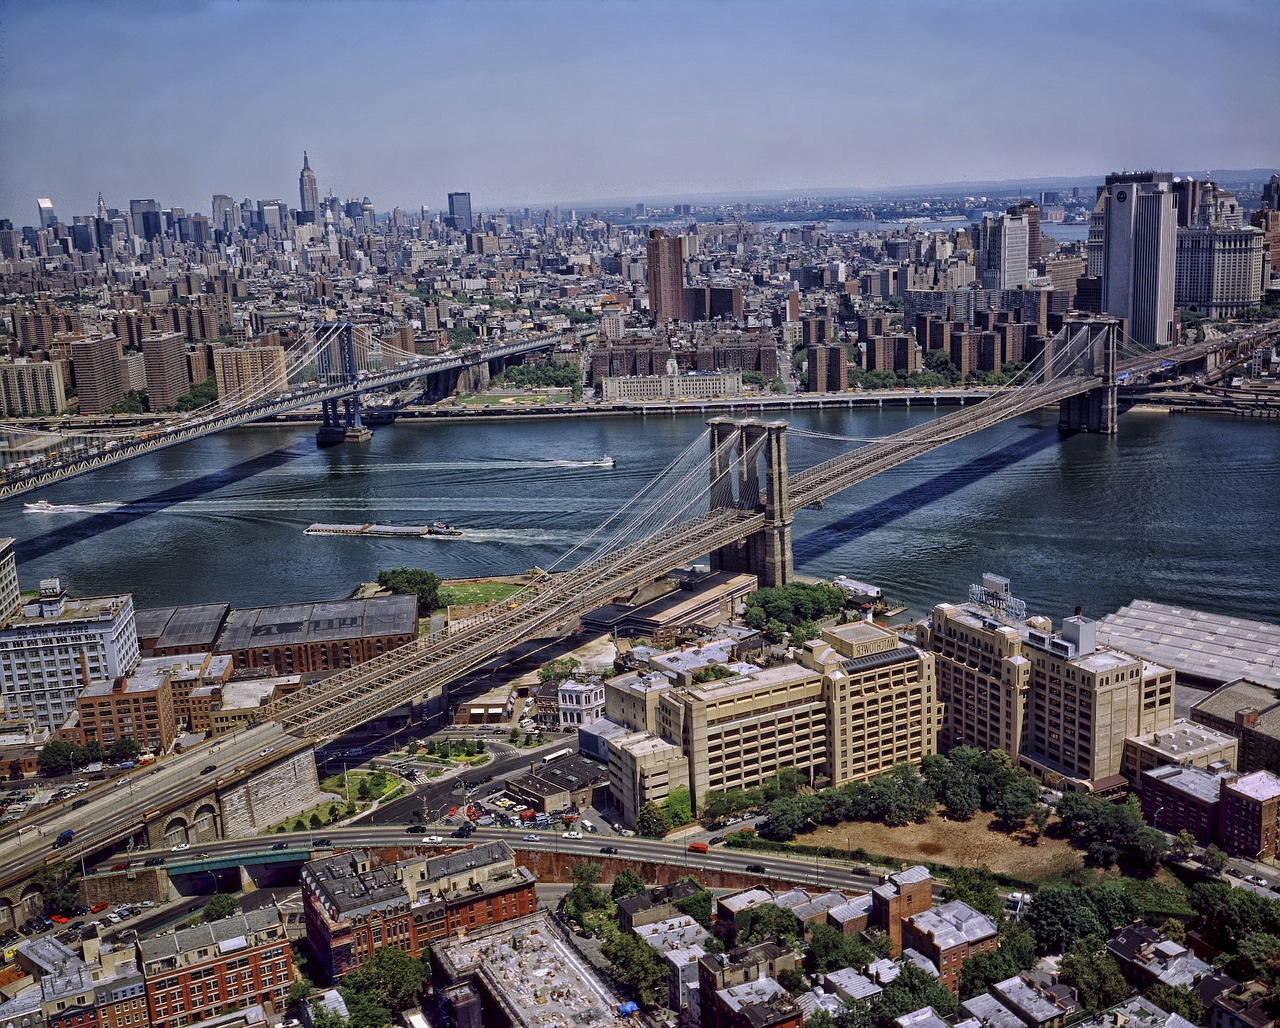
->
24, 500, 81, 514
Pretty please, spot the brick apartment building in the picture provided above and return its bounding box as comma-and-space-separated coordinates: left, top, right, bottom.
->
901, 900, 1000, 994
301, 843, 537, 982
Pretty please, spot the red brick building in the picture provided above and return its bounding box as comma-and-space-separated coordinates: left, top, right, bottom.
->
301, 843, 537, 982
901, 900, 1000, 994
137, 907, 292, 1028
1220, 770, 1280, 861
871, 865, 935, 956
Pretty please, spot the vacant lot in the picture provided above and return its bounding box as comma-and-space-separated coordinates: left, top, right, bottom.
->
804, 811, 1081, 881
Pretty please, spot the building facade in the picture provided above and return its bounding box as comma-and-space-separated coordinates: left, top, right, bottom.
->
647, 230, 686, 325
0, 359, 67, 416
1100, 172, 1177, 350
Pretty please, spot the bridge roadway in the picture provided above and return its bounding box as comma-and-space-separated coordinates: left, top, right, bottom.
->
3, 323, 1276, 900
90, 825, 887, 896
0, 331, 565, 501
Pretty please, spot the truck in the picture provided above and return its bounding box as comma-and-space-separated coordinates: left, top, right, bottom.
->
687, 841, 708, 854
52, 828, 74, 849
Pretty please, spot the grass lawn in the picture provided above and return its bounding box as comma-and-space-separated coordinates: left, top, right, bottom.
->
440, 581, 524, 606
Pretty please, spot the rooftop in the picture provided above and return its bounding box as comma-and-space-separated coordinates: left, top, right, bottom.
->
1099, 601, 1280, 690
213, 594, 416, 652
1227, 770, 1280, 803
138, 907, 283, 968
906, 900, 998, 950
1143, 764, 1225, 804
1127, 718, 1238, 759
432, 911, 621, 1028
137, 603, 231, 650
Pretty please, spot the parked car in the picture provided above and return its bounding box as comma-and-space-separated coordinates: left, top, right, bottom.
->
1245, 874, 1270, 887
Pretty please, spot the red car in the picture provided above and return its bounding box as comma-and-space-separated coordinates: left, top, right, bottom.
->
91, 901, 108, 913
50, 914, 69, 924
110, 862, 128, 871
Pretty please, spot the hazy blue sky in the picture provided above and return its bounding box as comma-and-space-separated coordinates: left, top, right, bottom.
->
1, 0, 1277, 225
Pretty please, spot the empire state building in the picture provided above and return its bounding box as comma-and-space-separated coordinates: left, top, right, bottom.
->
299, 152, 319, 224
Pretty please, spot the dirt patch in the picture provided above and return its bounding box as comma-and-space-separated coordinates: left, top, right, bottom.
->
805, 811, 1082, 882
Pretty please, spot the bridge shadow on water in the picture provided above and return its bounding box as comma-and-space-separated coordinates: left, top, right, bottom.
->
13, 446, 309, 563
792, 425, 1063, 562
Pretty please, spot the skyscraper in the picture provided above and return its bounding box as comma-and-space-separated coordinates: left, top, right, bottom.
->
298, 152, 319, 224
974, 211, 1029, 289
447, 192, 472, 232
36, 198, 56, 229
1100, 172, 1177, 350
646, 229, 686, 325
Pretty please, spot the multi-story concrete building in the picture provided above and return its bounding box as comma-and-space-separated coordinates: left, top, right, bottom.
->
212, 344, 288, 403
918, 575, 1174, 790
1191, 679, 1280, 775
1099, 172, 1177, 350
599, 368, 741, 402
0, 358, 67, 416
801, 622, 940, 786
0, 580, 139, 733
1123, 718, 1238, 783
137, 907, 292, 1028
901, 900, 1000, 994
0, 538, 21, 622
607, 730, 690, 827
647, 229, 686, 325
141, 332, 190, 409
302, 842, 537, 981
70, 334, 127, 414
975, 211, 1030, 290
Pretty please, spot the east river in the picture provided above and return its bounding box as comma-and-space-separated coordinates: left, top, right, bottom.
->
2, 404, 1277, 624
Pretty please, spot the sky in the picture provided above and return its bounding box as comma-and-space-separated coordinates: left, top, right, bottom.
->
0, 0, 1277, 225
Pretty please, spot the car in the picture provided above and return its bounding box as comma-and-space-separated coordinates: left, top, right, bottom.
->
562, 831, 582, 839
171, 843, 190, 852
599, 846, 618, 855
744, 863, 767, 874
115, 776, 132, 787
91, 902, 108, 913
110, 862, 128, 871
576, 928, 594, 939
139, 900, 156, 909
17, 923, 32, 936
422, 835, 443, 843
259, 747, 274, 757
271, 841, 290, 850
50, 914, 68, 924
451, 828, 472, 838
72, 904, 90, 916
144, 856, 165, 866
315, 838, 333, 847
709, 836, 726, 846
523, 834, 540, 842
1245, 874, 1270, 887
200, 765, 217, 775
106, 914, 121, 924
1227, 867, 1244, 878
71, 798, 89, 809
405, 825, 427, 834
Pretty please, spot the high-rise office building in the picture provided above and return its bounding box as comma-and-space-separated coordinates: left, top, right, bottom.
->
974, 211, 1029, 289
36, 198, 57, 229
447, 192, 472, 232
1175, 181, 1265, 319
298, 151, 319, 224
211, 194, 236, 236
1008, 200, 1042, 263
1263, 174, 1280, 212
129, 199, 163, 240
1100, 172, 1177, 350
646, 229, 686, 324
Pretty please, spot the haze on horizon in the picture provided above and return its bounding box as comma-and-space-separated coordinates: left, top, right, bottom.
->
1, 0, 1277, 225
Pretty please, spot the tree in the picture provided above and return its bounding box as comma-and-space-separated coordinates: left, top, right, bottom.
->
778, 966, 808, 994
673, 884, 715, 929
960, 949, 1022, 1000
737, 903, 801, 947
945, 866, 1003, 921
376, 567, 441, 615
342, 947, 426, 1011
537, 657, 580, 685
107, 737, 142, 762
943, 777, 981, 821
309, 1003, 348, 1028
601, 928, 669, 1007
309, 812, 323, 830
286, 979, 313, 1010
994, 777, 1040, 827
357, 778, 372, 801
998, 919, 1038, 971
1201, 844, 1229, 874
662, 787, 693, 827
611, 868, 646, 901
202, 893, 239, 922
1170, 829, 1198, 860
759, 794, 815, 841
1024, 886, 1104, 953
1158, 918, 1187, 945
1225, 933, 1280, 985
38, 739, 80, 776
636, 801, 672, 838
34, 861, 81, 914
872, 961, 959, 1026
1146, 984, 1206, 1025
1058, 936, 1128, 1011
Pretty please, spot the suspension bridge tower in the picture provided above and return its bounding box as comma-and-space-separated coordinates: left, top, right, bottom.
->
707, 418, 794, 587
1056, 316, 1121, 434
315, 321, 373, 446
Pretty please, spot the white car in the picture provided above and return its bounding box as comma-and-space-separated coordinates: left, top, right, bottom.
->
171, 843, 190, 852
1244, 874, 1269, 888
562, 831, 582, 839
421, 835, 443, 843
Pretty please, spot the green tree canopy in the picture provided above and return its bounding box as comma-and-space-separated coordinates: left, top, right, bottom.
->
662, 786, 693, 827
107, 736, 142, 761
737, 903, 802, 947
1058, 936, 1128, 1011
377, 567, 441, 615
636, 801, 672, 838
341, 946, 425, 1011
601, 929, 669, 1007
673, 883, 715, 930
610, 868, 647, 901
202, 894, 240, 922
34, 861, 81, 914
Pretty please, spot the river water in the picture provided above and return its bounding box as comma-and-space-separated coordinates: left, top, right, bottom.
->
2, 406, 1277, 624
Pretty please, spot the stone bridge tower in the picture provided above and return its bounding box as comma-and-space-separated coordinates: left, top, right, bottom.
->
708, 418, 794, 587
1057, 316, 1121, 434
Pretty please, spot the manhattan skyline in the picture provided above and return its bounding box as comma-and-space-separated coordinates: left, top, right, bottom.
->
1, 0, 1278, 224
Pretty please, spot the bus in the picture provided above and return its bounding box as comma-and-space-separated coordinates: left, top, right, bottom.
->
541, 748, 573, 764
